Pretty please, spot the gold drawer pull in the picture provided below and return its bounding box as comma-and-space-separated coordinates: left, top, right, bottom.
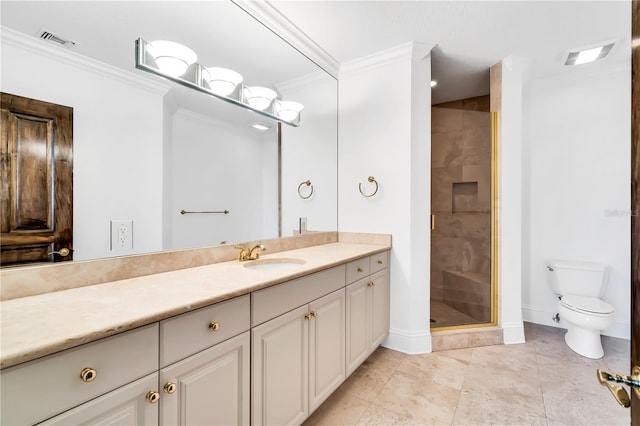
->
377, 260, 383, 265
164, 382, 177, 394
80, 367, 97, 383
357, 267, 363, 273
209, 321, 220, 332
146, 391, 160, 404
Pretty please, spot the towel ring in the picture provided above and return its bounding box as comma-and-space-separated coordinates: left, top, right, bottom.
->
298, 180, 314, 199
358, 176, 379, 198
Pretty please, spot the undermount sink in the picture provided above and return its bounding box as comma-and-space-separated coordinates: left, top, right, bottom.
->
243, 258, 306, 270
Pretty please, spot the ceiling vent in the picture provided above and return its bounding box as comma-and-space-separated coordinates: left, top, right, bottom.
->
36, 29, 76, 48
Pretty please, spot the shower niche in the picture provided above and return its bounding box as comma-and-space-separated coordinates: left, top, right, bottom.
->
430, 95, 493, 328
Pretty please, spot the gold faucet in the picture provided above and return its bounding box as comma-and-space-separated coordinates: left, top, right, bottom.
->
236, 244, 266, 261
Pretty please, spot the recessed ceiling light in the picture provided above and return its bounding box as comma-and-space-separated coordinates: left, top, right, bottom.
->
564, 41, 615, 66
430, 80, 438, 87
251, 122, 270, 131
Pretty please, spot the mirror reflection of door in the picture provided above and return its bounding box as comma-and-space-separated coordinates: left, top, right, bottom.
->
1, 93, 73, 267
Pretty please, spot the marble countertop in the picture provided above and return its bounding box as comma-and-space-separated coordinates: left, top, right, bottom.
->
0, 242, 389, 369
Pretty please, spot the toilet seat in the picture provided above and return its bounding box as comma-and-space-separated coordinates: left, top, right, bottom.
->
561, 294, 614, 315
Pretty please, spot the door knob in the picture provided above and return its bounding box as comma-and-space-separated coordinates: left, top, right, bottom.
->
596, 366, 640, 407
48, 247, 70, 257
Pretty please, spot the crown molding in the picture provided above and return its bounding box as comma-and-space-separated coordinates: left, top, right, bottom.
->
340, 41, 436, 77
1, 26, 170, 95
231, 0, 339, 79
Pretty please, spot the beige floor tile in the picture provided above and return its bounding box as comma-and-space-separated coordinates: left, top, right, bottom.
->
537, 352, 609, 397
304, 389, 370, 426
356, 405, 428, 425
395, 349, 473, 390
373, 371, 461, 425
543, 386, 630, 426
367, 346, 409, 370
340, 360, 396, 401
452, 388, 547, 426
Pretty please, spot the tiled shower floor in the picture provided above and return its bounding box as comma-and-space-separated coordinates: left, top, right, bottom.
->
430, 300, 478, 328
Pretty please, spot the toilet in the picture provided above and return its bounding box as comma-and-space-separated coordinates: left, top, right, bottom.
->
545, 259, 615, 359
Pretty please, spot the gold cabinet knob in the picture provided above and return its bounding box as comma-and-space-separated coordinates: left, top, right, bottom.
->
357, 267, 363, 273
209, 321, 220, 332
163, 382, 177, 394
80, 367, 97, 382
377, 260, 383, 265
367, 281, 375, 287
146, 391, 160, 404
304, 313, 312, 320
310, 311, 318, 318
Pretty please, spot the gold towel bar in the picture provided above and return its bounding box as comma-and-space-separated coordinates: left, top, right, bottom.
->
298, 180, 314, 199
180, 209, 229, 215
358, 176, 379, 198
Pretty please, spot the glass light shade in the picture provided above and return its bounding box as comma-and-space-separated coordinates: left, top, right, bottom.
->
146, 40, 197, 77
275, 101, 304, 121
204, 67, 243, 96
244, 86, 277, 111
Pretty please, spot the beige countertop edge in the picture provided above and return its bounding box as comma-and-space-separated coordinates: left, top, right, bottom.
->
0, 242, 390, 370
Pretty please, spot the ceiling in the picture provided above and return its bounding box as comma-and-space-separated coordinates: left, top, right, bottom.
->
1, 1, 631, 106
269, 0, 631, 104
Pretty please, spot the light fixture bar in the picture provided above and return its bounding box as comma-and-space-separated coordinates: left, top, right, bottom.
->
134, 38, 301, 127
564, 42, 615, 66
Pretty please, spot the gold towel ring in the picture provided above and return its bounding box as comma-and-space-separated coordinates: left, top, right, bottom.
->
359, 176, 379, 198
298, 180, 314, 199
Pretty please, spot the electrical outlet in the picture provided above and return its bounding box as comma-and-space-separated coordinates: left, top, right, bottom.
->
111, 220, 133, 252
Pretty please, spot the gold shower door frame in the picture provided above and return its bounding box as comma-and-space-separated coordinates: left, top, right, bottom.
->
432, 111, 499, 331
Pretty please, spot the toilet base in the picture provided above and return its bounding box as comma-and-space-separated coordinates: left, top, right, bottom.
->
564, 326, 604, 359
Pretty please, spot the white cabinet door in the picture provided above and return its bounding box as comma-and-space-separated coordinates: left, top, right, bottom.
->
252, 305, 309, 426
160, 331, 250, 426
37, 373, 159, 426
308, 289, 346, 413
369, 270, 390, 350
345, 278, 369, 376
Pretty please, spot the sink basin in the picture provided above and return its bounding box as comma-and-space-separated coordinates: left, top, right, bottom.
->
243, 258, 306, 270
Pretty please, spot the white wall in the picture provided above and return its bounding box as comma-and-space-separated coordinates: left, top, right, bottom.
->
339, 42, 433, 354
168, 109, 275, 249
279, 71, 338, 235
522, 61, 631, 339
1, 29, 168, 261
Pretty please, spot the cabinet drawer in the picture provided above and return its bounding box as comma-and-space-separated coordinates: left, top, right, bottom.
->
370, 251, 389, 273
252, 266, 345, 326
346, 257, 370, 284
1, 323, 158, 426
160, 294, 250, 367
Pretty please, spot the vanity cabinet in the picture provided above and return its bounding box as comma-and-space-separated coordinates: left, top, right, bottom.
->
346, 252, 390, 375
37, 373, 159, 425
251, 266, 346, 425
159, 295, 251, 425
159, 332, 250, 426
1, 323, 159, 425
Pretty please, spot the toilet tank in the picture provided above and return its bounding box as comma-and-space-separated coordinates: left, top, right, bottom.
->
546, 260, 609, 297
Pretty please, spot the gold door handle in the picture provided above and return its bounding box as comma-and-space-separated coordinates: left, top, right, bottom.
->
597, 366, 640, 407
431, 214, 435, 231
80, 367, 97, 382
146, 391, 160, 404
48, 248, 70, 257
164, 382, 177, 394
209, 321, 220, 332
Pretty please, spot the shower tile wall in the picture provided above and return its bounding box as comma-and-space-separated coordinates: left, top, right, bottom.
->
431, 97, 491, 324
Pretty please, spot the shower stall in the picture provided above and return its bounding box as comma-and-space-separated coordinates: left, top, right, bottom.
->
430, 95, 496, 328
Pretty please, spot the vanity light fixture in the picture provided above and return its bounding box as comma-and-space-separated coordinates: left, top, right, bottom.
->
204, 67, 243, 96
430, 80, 438, 87
135, 38, 302, 127
274, 101, 304, 122
251, 122, 271, 131
244, 86, 278, 111
564, 41, 615, 66
145, 40, 197, 77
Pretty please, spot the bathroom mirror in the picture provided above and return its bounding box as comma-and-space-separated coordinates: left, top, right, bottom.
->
0, 0, 338, 264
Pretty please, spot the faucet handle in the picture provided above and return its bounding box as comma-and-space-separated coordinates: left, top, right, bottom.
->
249, 244, 266, 260
235, 246, 249, 261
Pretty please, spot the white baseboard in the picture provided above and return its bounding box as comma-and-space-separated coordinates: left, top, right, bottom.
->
522, 304, 630, 340
382, 327, 432, 354
501, 321, 525, 344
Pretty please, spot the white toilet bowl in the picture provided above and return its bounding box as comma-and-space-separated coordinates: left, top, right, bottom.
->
558, 294, 615, 359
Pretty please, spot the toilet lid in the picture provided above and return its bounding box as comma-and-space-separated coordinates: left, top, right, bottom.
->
561, 295, 615, 314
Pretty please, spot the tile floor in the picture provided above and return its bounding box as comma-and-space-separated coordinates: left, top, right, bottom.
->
303, 322, 631, 425
430, 301, 479, 328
